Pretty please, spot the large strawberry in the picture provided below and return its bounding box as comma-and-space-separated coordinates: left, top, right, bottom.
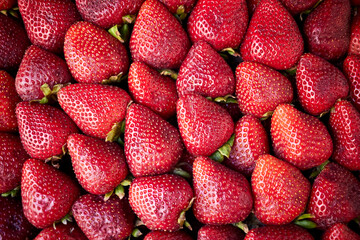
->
244, 225, 314, 240
349, 14, 360, 56
159, 0, 196, 13
198, 225, 245, 240
34, 223, 87, 240
235, 61, 294, 118
144, 230, 193, 240
193, 156, 253, 224
64, 21, 129, 84
21, 158, 81, 229
187, 0, 248, 51
177, 41, 235, 98
343, 54, 360, 111
296, 53, 349, 116
271, 104, 333, 170
240, 0, 304, 70
129, 0, 190, 69
16, 102, 78, 160
322, 223, 360, 240
129, 174, 194, 231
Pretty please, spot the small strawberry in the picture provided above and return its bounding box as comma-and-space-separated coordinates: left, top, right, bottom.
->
280, 0, 319, 15
177, 41, 235, 98
271, 104, 333, 170
322, 223, 360, 240
244, 225, 314, 240
296, 53, 349, 116
240, 0, 304, 70
193, 157, 253, 225
349, 14, 360, 56
0, 0, 16, 10
198, 225, 245, 240
343, 54, 360, 111
21, 158, 81, 229
144, 230, 193, 240
129, 174, 194, 231
129, 0, 190, 69
159, 0, 196, 13
235, 61, 294, 118
34, 223, 87, 240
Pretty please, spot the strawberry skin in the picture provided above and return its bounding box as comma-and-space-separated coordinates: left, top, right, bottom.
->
271, 104, 333, 170
16, 102, 78, 160
34, 223, 87, 240
67, 133, 129, 195
177, 40, 235, 98
129, 174, 194, 231
129, 0, 190, 69
280, 0, 318, 15
296, 53, 349, 116
343, 54, 360, 111
322, 223, 360, 240
159, 0, 196, 13
193, 157, 253, 224
0, 0, 16, 10
198, 225, 245, 240
64, 21, 129, 84
235, 61, 294, 118
187, 0, 248, 51
144, 230, 193, 240
240, 0, 304, 70
244, 225, 314, 240
349, 14, 360, 56
21, 158, 81, 229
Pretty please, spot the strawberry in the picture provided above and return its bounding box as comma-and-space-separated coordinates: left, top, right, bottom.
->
177, 93, 234, 157
192, 156, 253, 224
144, 230, 193, 240
329, 100, 360, 171
308, 162, 360, 229
240, 0, 304, 70
0, 0, 16, 10
129, 174, 194, 231
158, 0, 196, 13
247, 0, 261, 15
352, 0, 360, 5
280, 0, 319, 15
128, 61, 177, 119
0, 70, 21, 132
343, 54, 360, 111
16, 102, 78, 160
271, 104, 333, 170
129, 0, 190, 69
244, 225, 314, 240
220, 102, 242, 122
296, 53, 349, 116
349, 14, 360, 56
322, 223, 360, 240
57, 83, 131, 140
67, 133, 129, 195
198, 225, 245, 240
34, 223, 87, 240
72, 194, 135, 240
15, 45, 72, 101
235, 61, 294, 118
187, 0, 248, 51
21, 158, 81, 229
64, 21, 129, 84
177, 40, 235, 98
303, 0, 351, 61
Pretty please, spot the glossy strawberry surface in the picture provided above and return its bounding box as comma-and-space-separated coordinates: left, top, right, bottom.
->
322, 223, 360, 240
145, 230, 194, 240
244, 225, 314, 240
343, 54, 360, 111
34, 223, 87, 240
159, 0, 196, 13
280, 0, 318, 15
349, 14, 360, 56
198, 225, 245, 240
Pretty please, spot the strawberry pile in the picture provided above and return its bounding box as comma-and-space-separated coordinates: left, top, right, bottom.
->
1, 0, 360, 239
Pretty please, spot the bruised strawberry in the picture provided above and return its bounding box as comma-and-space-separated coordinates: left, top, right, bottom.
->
145, 230, 193, 240
280, 0, 318, 15
244, 225, 314, 240
349, 14, 360, 56
34, 223, 87, 240
159, 0, 196, 13
343, 55, 360, 111
198, 225, 245, 240
322, 223, 360, 240
0, 0, 16, 10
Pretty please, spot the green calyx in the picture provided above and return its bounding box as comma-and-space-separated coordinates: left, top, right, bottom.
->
178, 197, 195, 230
299, 0, 323, 21
159, 69, 178, 80
106, 120, 126, 143
221, 48, 240, 57
210, 134, 235, 162
207, 95, 238, 104
102, 72, 127, 85
233, 221, 249, 234
52, 212, 73, 229
309, 160, 330, 179
1, 7, 19, 18
34, 83, 66, 104
1, 186, 20, 197
175, 5, 187, 20
104, 176, 134, 201
294, 213, 317, 229
108, 23, 131, 43
173, 167, 191, 179
260, 111, 274, 121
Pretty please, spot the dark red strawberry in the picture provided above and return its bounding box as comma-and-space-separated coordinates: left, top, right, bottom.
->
322, 223, 360, 240
159, 0, 196, 13
177, 93, 234, 157
296, 53, 349, 116
129, 174, 194, 231
129, 0, 190, 69
72, 194, 135, 240
67, 133, 129, 195
64, 21, 129, 84
0, 0, 16, 10
308, 162, 360, 229
34, 223, 87, 240
193, 157, 253, 224
220, 102, 242, 122
18, 0, 81, 53
128, 61, 177, 119
349, 14, 360, 56
352, 0, 360, 5
235, 61, 294, 118
57, 83, 131, 140
271, 104, 333, 170
343, 55, 360, 111
280, 0, 318, 15
177, 41, 235, 98
15, 45, 72, 101
240, 0, 304, 70
21, 158, 81, 229
0, 70, 21, 132
187, 0, 248, 51
244, 225, 314, 240
16, 102, 78, 160
145, 230, 193, 240
198, 225, 245, 240
303, 0, 351, 61
247, 0, 261, 15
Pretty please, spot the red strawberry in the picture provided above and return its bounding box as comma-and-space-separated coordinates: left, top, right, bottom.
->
296, 53, 349, 116
247, 0, 261, 15
177, 41, 235, 98
129, 174, 194, 231
303, 0, 351, 61
198, 225, 245, 240
322, 223, 360, 240
220, 102, 242, 122
34, 223, 87, 240
125, 103, 183, 177
280, 0, 318, 15
67, 133, 129, 195
193, 157, 253, 224
187, 0, 248, 51
16, 102, 78, 160
349, 14, 360, 56
21, 158, 81, 229
240, 0, 304, 70
64, 21, 129, 84
177, 93, 234, 157
0, 70, 21, 132
271, 104, 333, 170
235, 61, 294, 118
129, 0, 190, 69
145, 230, 193, 240
57, 83, 131, 140
15, 45, 72, 101
128, 61, 178, 119
343, 53, 360, 111
159, 0, 196, 13
72, 194, 135, 240
0, 0, 16, 10
244, 225, 314, 240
